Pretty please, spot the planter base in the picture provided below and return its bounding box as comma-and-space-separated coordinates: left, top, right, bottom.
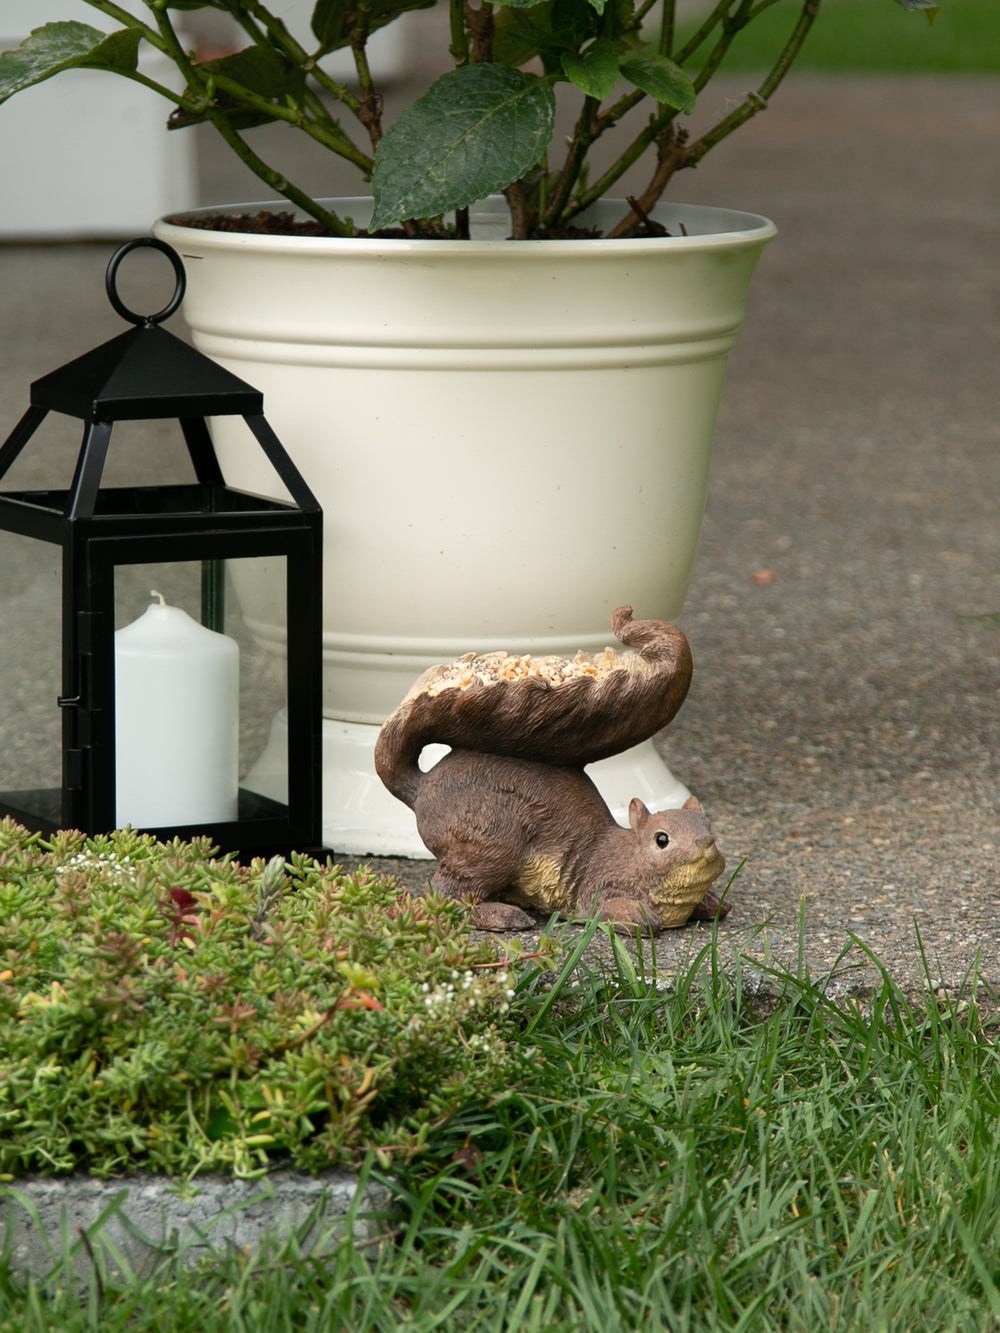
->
245, 714, 691, 858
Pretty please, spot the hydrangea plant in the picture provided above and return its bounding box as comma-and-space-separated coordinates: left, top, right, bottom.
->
0, 0, 941, 237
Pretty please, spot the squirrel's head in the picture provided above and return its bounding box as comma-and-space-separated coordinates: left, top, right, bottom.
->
627, 794, 726, 926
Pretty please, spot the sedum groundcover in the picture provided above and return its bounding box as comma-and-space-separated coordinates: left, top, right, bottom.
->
0, 820, 529, 1180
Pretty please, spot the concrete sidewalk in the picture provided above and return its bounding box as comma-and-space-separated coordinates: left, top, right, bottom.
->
652, 74, 1000, 998
1, 73, 997, 999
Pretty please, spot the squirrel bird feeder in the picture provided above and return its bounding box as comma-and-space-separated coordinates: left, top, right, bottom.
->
375, 606, 728, 933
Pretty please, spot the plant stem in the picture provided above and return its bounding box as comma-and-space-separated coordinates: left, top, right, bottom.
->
351, 23, 385, 152
572, 105, 679, 216
226, 0, 371, 141
603, 126, 688, 237
303, 65, 365, 119
540, 95, 598, 230
580, 0, 822, 227
216, 0, 270, 48
686, 0, 822, 163
233, 0, 306, 57
240, 4, 362, 119
757, 0, 823, 96
147, 1, 211, 107
88, 0, 154, 36
692, 0, 755, 94
76, 3, 198, 112
124, 0, 372, 186
202, 110, 356, 235
673, 0, 739, 64
450, 0, 470, 64
192, 68, 374, 172
301, 84, 363, 142
595, 87, 646, 138
630, 0, 661, 30
465, 2, 495, 64
659, 0, 677, 56
505, 181, 529, 239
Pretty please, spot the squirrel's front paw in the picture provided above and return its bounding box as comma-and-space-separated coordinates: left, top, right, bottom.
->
472, 901, 538, 931
688, 888, 731, 922
598, 897, 662, 936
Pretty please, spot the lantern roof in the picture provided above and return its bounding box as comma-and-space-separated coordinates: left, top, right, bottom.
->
30, 322, 263, 423
0, 238, 320, 520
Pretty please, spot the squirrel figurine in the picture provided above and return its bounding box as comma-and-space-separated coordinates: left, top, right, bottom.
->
374, 606, 729, 934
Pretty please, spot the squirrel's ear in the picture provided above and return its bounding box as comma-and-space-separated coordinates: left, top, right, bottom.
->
682, 794, 704, 813
628, 797, 650, 832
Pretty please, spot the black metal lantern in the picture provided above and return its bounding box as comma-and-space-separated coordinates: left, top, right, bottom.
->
0, 238, 324, 857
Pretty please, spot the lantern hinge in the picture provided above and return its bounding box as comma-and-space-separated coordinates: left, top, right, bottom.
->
75, 610, 98, 655
65, 749, 85, 791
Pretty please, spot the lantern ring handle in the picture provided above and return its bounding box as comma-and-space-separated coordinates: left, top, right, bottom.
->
105, 237, 187, 327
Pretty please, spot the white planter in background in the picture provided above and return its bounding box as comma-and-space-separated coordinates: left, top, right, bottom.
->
154, 196, 775, 855
0, 1, 197, 239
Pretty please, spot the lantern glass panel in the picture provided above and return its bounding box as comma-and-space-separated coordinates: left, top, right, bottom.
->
112, 556, 289, 832
0, 530, 62, 826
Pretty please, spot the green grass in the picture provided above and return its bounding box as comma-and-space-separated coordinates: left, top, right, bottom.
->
3, 923, 1000, 1331
680, 0, 1000, 73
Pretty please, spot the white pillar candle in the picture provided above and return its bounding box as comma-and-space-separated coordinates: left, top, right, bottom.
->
115, 591, 240, 829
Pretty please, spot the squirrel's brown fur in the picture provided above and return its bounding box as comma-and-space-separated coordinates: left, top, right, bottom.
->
374, 607, 728, 933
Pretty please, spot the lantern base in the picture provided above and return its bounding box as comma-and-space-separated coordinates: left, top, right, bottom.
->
244, 714, 693, 859
0, 785, 322, 861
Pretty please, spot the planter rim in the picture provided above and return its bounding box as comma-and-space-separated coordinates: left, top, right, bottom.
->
156, 196, 777, 258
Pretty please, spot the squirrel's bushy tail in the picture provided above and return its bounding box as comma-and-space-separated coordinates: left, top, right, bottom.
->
374, 607, 692, 809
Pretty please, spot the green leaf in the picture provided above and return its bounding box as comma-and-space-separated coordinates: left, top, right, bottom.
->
167, 45, 306, 131
0, 22, 141, 103
561, 38, 620, 100
499, 0, 602, 76
550, 0, 601, 43
370, 64, 556, 230
311, 0, 351, 49
493, 10, 548, 67
311, 0, 437, 54
618, 50, 695, 112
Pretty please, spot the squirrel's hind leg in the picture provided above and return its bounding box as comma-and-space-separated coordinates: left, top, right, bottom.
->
471, 900, 538, 931
429, 865, 537, 932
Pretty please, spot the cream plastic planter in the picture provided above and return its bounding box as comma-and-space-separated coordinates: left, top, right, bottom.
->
154, 197, 775, 856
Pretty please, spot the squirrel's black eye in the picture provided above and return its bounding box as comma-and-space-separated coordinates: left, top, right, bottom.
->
655, 831, 670, 849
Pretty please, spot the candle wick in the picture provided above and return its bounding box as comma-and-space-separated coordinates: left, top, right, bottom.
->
150, 590, 167, 606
